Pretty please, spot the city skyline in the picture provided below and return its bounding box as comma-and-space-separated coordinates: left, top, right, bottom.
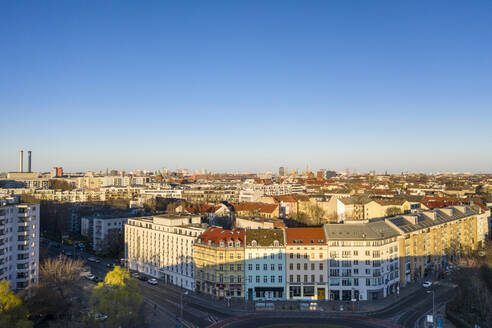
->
1, 1, 492, 172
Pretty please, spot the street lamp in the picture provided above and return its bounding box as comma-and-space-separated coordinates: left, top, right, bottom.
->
180, 290, 189, 321
426, 289, 435, 327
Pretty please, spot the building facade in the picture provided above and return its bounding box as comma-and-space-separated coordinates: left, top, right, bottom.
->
244, 229, 286, 300
0, 196, 39, 290
194, 228, 245, 298
125, 214, 204, 291
285, 228, 329, 300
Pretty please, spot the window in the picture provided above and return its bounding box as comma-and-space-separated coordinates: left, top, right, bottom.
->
290, 263, 293, 270
264, 253, 267, 259
290, 253, 293, 259
248, 264, 252, 271
296, 275, 301, 282
304, 263, 308, 270
365, 250, 370, 256
354, 269, 359, 274
230, 276, 234, 283
354, 278, 359, 286
365, 260, 370, 265
297, 263, 300, 270
278, 253, 282, 259
230, 264, 234, 271
304, 253, 308, 259
237, 264, 241, 271
271, 254, 275, 259
297, 253, 300, 259
366, 278, 371, 286
279, 276, 283, 283
256, 276, 260, 283
271, 264, 275, 271
319, 253, 323, 259
311, 275, 315, 283
304, 275, 308, 282
264, 276, 268, 283
311, 263, 315, 270
290, 275, 293, 282
263, 264, 267, 271
278, 264, 282, 271
291, 286, 301, 297
219, 264, 224, 271
248, 276, 252, 283
319, 275, 323, 283
230, 254, 234, 259
237, 276, 241, 283
353, 250, 358, 256
303, 286, 314, 296
271, 276, 275, 283
353, 260, 358, 265
256, 264, 260, 270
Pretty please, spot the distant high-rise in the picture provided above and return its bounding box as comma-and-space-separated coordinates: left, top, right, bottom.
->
19, 150, 24, 172
279, 166, 287, 176
27, 151, 32, 173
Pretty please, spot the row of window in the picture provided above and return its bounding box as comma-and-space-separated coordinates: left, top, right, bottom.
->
247, 263, 283, 271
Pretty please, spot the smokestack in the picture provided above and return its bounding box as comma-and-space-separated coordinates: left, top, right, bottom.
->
28, 151, 32, 173
19, 150, 24, 173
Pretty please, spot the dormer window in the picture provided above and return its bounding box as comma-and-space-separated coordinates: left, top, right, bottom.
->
208, 240, 212, 245
228, 241, 233, 247
273, 240, 279, 247
220, 241, 225, 247
235, 241, 241, 247
251, 240, 257, 247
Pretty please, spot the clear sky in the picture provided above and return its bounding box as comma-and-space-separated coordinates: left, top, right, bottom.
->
1, 1, 491, 174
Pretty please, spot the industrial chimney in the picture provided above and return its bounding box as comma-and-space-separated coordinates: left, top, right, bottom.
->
19, 150, 24, 173
28, 151, 32, 173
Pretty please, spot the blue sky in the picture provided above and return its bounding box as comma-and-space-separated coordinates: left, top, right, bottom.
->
1, 1, 491, 173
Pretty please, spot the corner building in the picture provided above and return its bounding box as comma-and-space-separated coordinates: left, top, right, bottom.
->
194, 228, 245, 298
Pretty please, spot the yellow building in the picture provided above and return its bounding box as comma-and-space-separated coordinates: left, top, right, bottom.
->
385, 205, 489, 286
194, 227, 245, 298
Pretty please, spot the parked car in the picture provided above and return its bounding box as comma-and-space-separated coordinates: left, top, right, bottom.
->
422, 281, 432, 288
131, 272, 140, 279
95, 258, 101, 263
87, 257, 97, 262
138, 275, 147, 281
147, 278, 158, 285
85, 273, 95, 281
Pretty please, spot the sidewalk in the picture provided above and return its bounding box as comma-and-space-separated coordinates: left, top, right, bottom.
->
161, 280, 422, 315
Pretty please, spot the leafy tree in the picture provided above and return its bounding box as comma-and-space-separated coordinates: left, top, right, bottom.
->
88, 266, 143, 328
49, 179, 74, 191
0, 280, 33, 328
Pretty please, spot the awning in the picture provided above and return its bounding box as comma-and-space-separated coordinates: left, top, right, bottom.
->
254, 287, 284, 292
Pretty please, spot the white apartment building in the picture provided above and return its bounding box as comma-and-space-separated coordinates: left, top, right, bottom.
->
93, 217, 129, 252
0, 196, 39, 290
324, 221, 400, 301
125, 214, 206, 291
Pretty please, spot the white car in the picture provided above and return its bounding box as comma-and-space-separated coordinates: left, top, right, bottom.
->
422, 281, 432, 288
87, 257, 97, 262
147, 278, 158, 285
85, 274, 95, 281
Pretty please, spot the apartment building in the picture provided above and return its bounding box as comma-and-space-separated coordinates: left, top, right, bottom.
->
324, 221, 400, 301
92, 217, 129, 252
194, 228, 245, 298
0, 196, 39, 290
285, 228, 328, 300
244, 229, 286, 300
125, 214, 204, 291
386, 205, 489, 286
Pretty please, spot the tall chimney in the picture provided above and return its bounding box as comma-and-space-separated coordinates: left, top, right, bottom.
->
19, 150, 24, 173
27, 151, 32, 173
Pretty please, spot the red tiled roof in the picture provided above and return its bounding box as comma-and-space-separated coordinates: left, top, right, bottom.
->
197, 227, 244, 247
421, 196, 462, 209
285, 227, 326, 245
